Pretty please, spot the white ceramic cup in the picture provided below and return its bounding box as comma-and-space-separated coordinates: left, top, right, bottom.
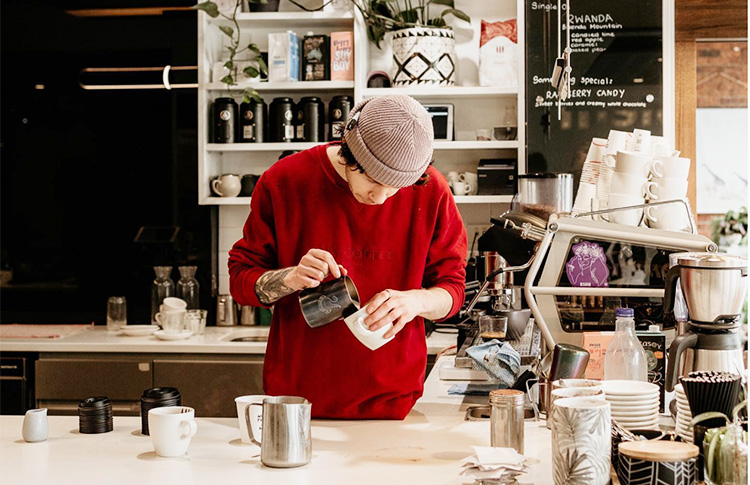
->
604, 150, 653, 177
155, 309, 187, 334
649, 136, 672, 157
607, 193, 645, 226
459, 172, 478, 195
645, 177, 689, 201
343, 306, 394, 351
212, 174, 242, 197
445, 171, 459, 187
607, 130, 628, 154
162, 297, 187, 311
645, 202, 691, 231
22, 408, 48, 443
551, 397, 612, 485
452, 181, 472, 196
650, 156, 691, 180
235, 395, 270, 445
546, 387, 605, 430
148, 406, 198, 457
609, 172, 655, 198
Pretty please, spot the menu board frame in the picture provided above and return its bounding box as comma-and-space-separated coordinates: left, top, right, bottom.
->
522, 0, 675, 176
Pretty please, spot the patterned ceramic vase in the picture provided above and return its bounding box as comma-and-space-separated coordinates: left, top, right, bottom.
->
550, 397, 612, 485
391, 27, 456, 86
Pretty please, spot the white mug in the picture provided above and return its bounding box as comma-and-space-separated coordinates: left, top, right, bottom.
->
651, 156, 690, 180
235, 395, 270, 445
445, 171, 459, 187
459, 172, 478, 195
155, 309, 187, 334
607, 193, 645, 226
22, 408, 48, 443
645, 202, 691, 231
212, 174, 241, 197
604, 150, 653, 177
162, 297, 187, 311
649, 136, 672, 157
609, 172, 656, 198
645, 177, 689, 201
148, 406, 198, 457
452, 181, 472, 196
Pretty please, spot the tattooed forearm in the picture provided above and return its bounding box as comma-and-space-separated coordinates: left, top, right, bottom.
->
255, 267, 295, 305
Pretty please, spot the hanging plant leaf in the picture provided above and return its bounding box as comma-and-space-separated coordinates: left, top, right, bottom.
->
194, 1, 220, 18
247, 43, 261, 56
256, 57, 268, 74
220, 75, 236, 85
441, 8, 470, 23
219, 25, 234, 38
224, 60, 234, 69
243, 66, 260, 78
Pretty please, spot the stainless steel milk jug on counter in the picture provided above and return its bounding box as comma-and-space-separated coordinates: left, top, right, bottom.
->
216, 294, 238, 326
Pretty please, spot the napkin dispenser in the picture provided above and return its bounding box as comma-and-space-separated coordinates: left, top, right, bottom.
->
477, 158, 516, 195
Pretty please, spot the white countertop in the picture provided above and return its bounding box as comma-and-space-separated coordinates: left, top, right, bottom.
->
0, 326, 458, 356
0, 356, 553, 485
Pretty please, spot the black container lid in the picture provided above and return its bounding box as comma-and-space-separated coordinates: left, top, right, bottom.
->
241, 97, 266, 105
79, 396, 111, 408
271, 97, 294, 103
142, 387, 181, 401
331, 95, 354, 102
300, 96, 322, 103
215, 97, 238, 104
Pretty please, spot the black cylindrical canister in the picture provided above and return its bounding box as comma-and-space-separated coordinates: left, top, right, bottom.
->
239, 99, 267, 143
328, 95, 353, 140
212, 97, 238, 143
269, 97, 295, 143
296, 96, 325, 142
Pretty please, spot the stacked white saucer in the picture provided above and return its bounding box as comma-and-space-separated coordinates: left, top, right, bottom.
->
674, 384, 693, 443
602, 380, 660, 430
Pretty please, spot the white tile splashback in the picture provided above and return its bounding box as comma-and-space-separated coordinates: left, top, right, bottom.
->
218, 206, 250, 294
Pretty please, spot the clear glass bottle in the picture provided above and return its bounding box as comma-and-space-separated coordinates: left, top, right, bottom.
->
176, 266, 200, 310
151, 266, 174, 324
604, 307, 648, 381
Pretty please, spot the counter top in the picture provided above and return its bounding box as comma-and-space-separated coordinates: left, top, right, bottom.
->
0, 356, 552, 485
0, 326, 458, 356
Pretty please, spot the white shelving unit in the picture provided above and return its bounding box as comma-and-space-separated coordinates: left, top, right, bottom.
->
197, 1, 525, 210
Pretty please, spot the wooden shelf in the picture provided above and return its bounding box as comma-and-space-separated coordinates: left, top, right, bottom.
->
207, 10, 354, 28
362, 86, 518, 98
204, 81, 354, 92
201, 196, 252, 206
206, 141, 517, 152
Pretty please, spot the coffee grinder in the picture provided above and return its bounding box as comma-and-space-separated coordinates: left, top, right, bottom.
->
663, 252, 748, 391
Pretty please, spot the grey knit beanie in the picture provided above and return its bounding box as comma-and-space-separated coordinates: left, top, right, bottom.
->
343, 95, 434, 188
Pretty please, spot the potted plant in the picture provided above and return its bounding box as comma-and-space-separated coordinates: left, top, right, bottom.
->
711, 207, 748, 249
351, 0, 471, 86
194, 0, 269, 103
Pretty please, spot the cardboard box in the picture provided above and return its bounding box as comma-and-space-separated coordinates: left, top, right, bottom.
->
268, 32, 300, 82
582, 332, 614, 380
302, 34, 330, 81
330, 31, 354, 81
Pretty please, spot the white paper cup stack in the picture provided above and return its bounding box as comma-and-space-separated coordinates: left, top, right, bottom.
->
602, 380, 660, 430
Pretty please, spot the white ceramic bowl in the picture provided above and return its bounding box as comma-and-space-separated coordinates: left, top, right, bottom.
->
343, 307, 395, 351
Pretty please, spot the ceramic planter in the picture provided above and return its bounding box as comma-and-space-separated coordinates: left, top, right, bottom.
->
391, 27, 456, 86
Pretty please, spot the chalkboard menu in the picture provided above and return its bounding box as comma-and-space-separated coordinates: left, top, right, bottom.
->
525, 0, 664, 179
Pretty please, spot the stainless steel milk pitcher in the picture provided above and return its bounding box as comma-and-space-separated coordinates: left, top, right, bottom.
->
246, 396, 312, 468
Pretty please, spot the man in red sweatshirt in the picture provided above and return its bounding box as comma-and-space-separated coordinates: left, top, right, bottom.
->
228, 95, 467, 419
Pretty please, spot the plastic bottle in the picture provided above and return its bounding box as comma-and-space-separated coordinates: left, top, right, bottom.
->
151, 266, 174, 324
603, 307, 648, 381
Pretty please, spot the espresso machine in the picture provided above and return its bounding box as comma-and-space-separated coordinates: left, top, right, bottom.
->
664, 252, 748, 391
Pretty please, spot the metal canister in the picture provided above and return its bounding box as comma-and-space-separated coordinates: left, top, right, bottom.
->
212, 97, 238, 143
269, 97, 295, 142
489, 389, 525, 453
328, 95, 353, 140
240, 98, 267, 143
296, 96, 324, 142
